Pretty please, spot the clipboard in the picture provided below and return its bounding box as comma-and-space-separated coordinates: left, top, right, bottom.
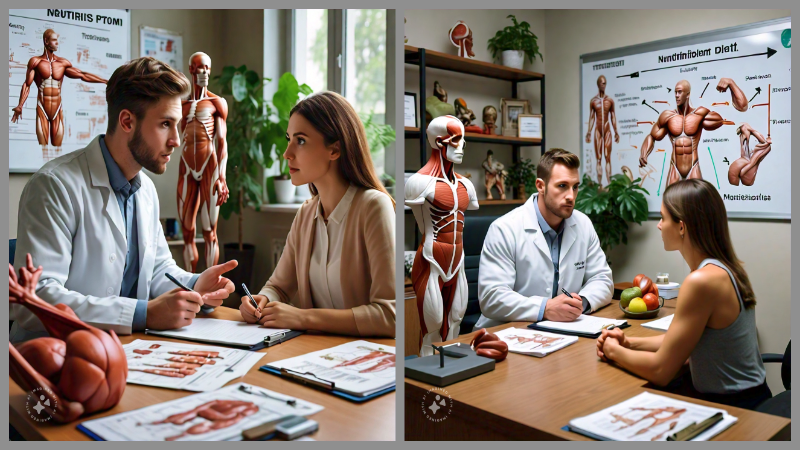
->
527, 322, 630, 338
259, 366, 395, 403
78, 420, 279, 441
144, 329, 303, 351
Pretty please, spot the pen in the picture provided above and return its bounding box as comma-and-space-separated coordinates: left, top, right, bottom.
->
241, 283, 261, 312
166, 273, 195, 292
560, 287, 574, 298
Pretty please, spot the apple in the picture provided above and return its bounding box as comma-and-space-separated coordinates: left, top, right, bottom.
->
628, 298, 647, 313
643, 293, 659, 311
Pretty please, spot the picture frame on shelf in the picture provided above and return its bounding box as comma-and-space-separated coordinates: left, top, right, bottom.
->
518, 114, 543, 139
500, 98, 530, 137
404, 92, 418, 128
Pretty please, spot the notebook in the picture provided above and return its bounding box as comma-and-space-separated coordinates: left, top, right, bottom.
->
566, 391, 737, 441
261, 340, 395, 399
528, 315, 628, 338
642, 314, 674, 332
146, 318, 300, 350
494, 327, 578, 357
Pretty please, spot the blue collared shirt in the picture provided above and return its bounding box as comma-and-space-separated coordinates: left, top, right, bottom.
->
100, 135, 149, 330
533, 197, 590, 321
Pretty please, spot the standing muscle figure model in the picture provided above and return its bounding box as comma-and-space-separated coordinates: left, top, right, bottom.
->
729, 123, 772, 186
639, 79, 745, 186
11, 29, 107, 161
482, 150, 507, 200
406, 116, 479, 356
585, 75, 619, 185
178, 52, 229, 272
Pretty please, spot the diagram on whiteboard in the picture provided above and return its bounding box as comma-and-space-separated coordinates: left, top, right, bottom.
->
9, 9, 129, 172
581, 19, 790, 218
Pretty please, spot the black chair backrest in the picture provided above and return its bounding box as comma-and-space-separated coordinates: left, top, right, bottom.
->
463, 216, 499, 320
782, 341, 790, 391
10, 239, 16, 265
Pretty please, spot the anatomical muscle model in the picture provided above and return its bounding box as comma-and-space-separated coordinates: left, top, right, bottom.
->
729, 122, 772, 186
406, 116, 479, 356
586, 75, 619, 185
178, 52, 229, 272
9, 254, 127, 423
449, 21, 475, 59
639, 78, 745, 187
10, 29, 107, 161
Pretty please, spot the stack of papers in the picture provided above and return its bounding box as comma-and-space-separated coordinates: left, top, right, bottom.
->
123, 340, 265, 392
642, 314, 674, 332
568, 391, 737, 441
264, 340, 395, 398
494, 327, 578, 357
657, 282, 680, 299
79, 383, 323, 441
146, 319, 291, 348
532, 315, 627, 337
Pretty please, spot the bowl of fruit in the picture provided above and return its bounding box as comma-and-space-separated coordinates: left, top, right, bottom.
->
619, 274, 664, 319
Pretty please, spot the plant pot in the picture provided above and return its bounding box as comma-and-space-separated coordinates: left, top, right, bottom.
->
274, 179, 296, 204
516, 185, 527, 202
501, 50, 525, 70
294, 183, 312, 203
223, 243, 256, 306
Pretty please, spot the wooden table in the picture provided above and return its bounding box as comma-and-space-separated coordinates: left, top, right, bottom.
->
405, 299, 790, 441
10, 307, 395, 441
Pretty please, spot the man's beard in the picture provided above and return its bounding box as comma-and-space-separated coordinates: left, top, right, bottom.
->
129, 128, 167, 174
543, 186, 574, 220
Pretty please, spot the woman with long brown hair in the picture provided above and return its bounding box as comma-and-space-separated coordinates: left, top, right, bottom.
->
239, 91, 395, 337
597, 179, 770, 410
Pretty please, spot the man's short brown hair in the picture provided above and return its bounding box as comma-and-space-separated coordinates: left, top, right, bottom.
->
105, 57, 190, 134
537, 148, 580, 183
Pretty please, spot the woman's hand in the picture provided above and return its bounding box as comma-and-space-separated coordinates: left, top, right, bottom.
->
257, 301, 307, 330
239, 294, 268, 324
597, 328, 629, 361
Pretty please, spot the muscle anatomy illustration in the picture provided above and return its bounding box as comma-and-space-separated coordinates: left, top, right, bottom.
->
406, 115, 479, 356
611, 406, 687, 438
506, 333, 564, 349
10, 29, 107, 161
728, 123, 772, 186
586, 75, 620, 184
178, 52, 229, 272
639, 78, 745, 187
330, 347, 396, 373
144, 400, 259, 441
129, 346, 223, 378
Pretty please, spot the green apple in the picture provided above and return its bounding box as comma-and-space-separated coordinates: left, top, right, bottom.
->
620, 287, 643, 308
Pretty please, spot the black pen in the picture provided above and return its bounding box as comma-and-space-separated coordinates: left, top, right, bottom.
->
166, 273, 195, 292
241, 283, 262, 311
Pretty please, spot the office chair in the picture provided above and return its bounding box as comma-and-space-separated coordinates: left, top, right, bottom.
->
461, 215, 499, 335
756, 341, 791, 418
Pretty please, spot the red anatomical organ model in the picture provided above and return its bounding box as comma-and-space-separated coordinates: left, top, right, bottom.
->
471, 328, 509, 362
9, 254, 127, 423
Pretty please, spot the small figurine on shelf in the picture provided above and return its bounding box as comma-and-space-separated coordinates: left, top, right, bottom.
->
449, 21, 475, 59
482, 105, 498, 135
454, 98, 483, 134
482, 150, 508, 200
425, 81, 456, 124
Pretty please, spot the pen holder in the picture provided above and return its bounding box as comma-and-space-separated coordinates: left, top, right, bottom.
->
619, 296, 664, 320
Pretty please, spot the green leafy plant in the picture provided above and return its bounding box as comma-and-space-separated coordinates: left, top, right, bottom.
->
506, 158, 537, 197
361, 111, 396, 159
487, 15, 543, 64
575, 174, 649, 253
213, 67, 311, 249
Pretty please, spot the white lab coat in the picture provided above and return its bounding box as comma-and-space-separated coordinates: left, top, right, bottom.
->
475, 194, 613, 329
11, 136, 195, 342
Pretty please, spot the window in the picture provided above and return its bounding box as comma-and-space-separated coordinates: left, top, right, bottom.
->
291, 9, 327, 93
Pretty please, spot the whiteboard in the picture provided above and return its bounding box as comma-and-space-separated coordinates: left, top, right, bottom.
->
580, 18, 791, 219
9, 9, 131, 172
139, 26, 183, 72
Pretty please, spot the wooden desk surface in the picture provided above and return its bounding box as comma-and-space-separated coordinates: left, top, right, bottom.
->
405, 299, 790, 441
10, 307, 395, 441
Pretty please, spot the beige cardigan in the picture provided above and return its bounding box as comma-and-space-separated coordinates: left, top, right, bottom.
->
258, 188, 396, 337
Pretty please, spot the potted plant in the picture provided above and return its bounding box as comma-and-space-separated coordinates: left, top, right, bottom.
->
487, 15, 543, 70
262, 73, 313, 204
506, 158, 536, 201
575, 174, 649, 258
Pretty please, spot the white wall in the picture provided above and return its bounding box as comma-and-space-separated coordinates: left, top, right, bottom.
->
544, 9, 791, 393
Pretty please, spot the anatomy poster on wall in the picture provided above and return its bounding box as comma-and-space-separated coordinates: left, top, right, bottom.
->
581, 18, 790, 219
9, 9, 130, 172
139, 26, 183, 72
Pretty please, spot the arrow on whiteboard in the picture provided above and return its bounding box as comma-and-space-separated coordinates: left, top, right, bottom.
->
748, 87, 762, 103
641, 100, 660, 114
618, 48, 777, 78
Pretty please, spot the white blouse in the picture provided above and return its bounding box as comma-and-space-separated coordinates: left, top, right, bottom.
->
308, 185, 358, 310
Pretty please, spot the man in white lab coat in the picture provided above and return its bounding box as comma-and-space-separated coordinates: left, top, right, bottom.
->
475, 148, 613, 330
11, 57, 237, 343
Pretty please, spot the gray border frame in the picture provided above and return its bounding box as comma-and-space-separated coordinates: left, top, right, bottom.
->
578, 17, 791, 220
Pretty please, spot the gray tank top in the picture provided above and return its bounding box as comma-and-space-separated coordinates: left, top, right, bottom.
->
689, 259, 766, 394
